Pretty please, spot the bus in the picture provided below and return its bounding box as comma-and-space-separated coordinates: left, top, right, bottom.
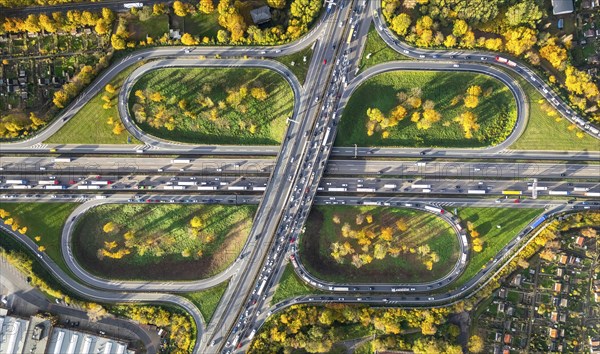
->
346, 28, 354, 44
502, 190, 522, 195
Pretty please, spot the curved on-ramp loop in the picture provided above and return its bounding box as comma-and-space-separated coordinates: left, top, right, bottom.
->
61, 199, 242, 293
291, 204, 468, 292
117, 59, 303, 150
341, 62, 527, 153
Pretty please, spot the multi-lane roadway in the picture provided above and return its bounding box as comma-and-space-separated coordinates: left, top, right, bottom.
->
1, 0, 599, 353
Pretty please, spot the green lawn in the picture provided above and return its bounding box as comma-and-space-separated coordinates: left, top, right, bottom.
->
274, 46, 314, 85
271, 264, 318, 304
72, 204, 256, 280
0, 202, 78, 277
509, 74, 600, 151
45, 63, 142, 145
129, 14, 169, 41
337, 71, 517, 148
359, 24, 409, 71
301, 205, 459, 283
128, 67, 294, 145
183, 282, 228, 323
452, 207, 544, 288
182, 12, 220, 39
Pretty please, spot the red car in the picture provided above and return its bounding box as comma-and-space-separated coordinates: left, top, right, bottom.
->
323, 59, 327, 64
514, 199, 520, 203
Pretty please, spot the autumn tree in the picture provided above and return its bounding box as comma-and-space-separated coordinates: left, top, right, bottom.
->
472, 237, 483, 252
112, 122, 125, 135
105, 84, 116, 94
503, 27, 537, 56
452, 19, 468, 37
539, 43, 568, 71
181, 32, 198, 45
53, 91, 68, 108
454, 111, 480, 138
190, 216, 203, 228
416, 109, 441, 130
251, 87, 268, 101
390, 13, 411, 36
266, 0, 286, 9
103, 222, 116, 233
468, 335, 485, 353
173, 0, 189, 17
463, 95, 479, 108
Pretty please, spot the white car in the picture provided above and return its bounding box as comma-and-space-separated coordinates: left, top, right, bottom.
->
453, 64, 460, 68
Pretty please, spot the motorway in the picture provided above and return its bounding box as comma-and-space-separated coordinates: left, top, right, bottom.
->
1, 0, 599, 353
2, 156, 600, 179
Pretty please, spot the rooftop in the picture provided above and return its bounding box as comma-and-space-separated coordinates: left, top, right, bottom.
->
552, 0, 574, 14
250, 6, 272, 25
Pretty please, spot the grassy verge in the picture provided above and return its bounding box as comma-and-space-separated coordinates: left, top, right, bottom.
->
0, 202, 78, 277
300, 205, 458, 283
271, 264, 317, 304
508, 73, 600, 151
183, 282, 228, 323
128, 67, 294, 145
182, 12, 220, 39
45, 63, 142, 145
337, 70, 517, 148
359, 24, 409, 71
72, 204, 256, 281
274, 46, 314, 85
128, 14, 169, 41
452, 207, 544, 288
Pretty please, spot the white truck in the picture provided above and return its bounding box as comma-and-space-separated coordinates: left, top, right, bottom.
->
171, 159, 191, 164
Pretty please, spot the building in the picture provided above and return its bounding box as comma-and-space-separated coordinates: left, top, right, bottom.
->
250, 5, 271, 25
47, 328, 134, 354
0, 311, 29, 354
554, 283, 562, 292
0, 311, 135, 354
552, 0, 574, 15
559, 255, 568, 264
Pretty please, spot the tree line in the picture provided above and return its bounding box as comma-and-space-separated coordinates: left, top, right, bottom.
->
249, 302, 487, 353
382, 0, 600, 124
1, 8, 114, 35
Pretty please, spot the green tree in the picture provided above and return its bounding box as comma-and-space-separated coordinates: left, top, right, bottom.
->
505, 0, 543, 27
